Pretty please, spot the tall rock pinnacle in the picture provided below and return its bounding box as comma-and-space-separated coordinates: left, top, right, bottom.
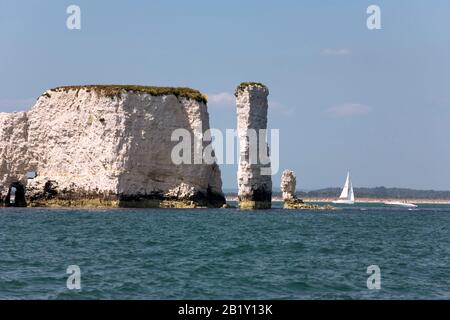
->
236, 82, 272, 209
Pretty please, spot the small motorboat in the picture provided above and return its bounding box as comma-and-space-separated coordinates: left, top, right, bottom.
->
384, 201, 418, 208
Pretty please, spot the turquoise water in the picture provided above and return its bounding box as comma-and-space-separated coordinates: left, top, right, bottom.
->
1, 202, 450, 300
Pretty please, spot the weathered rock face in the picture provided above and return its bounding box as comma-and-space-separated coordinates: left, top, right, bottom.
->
236, 83, 272, 209
281, 170, 296, 201
0, 85, 225, 208
0, 112, 29, 206
279, 169, 335, 210
280, 169, 307, 209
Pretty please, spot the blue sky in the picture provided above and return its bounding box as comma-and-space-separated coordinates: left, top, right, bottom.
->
1, 0, 450, 190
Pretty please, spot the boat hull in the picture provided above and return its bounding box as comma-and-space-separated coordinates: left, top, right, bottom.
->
332, 200, 355, 205
384, 202, 418, 208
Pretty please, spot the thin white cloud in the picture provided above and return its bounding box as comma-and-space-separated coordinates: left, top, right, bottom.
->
208, 92, 294, 116
327, 103, 371, 117
0, 98, 35, 112
208, 92, 235, 108
269, 100, 294, 116
320, 48, 352, 56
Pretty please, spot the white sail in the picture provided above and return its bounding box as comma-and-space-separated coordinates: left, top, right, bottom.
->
333, 172, 355, 204
348, 179, 355, 202
339, 172, 350, 199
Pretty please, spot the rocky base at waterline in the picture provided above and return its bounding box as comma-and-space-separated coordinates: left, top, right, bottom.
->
238, 186, 273, 210
283, 199, 335, 210
25, 189, 226, 209
239, 200, 272, 210
27, 199, 220, 209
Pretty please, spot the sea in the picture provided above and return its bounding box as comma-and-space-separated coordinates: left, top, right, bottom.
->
1, 202, 450, 300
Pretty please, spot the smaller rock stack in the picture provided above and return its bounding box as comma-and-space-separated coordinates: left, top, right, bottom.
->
281, 170, 335, 210
280, 170, 305, 209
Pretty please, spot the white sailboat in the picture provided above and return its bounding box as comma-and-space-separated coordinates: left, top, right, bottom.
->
333, 172, 355, 204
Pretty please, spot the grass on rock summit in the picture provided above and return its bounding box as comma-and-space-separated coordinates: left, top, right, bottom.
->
50, 85, 208, 103
235, 82, 268, 96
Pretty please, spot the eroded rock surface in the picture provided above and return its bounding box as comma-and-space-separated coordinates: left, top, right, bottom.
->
0, 112, 29, 206
281, 170, 297, 201
280, 169, 335, 210
236, 83, 272, 209
280, 169, 304, 208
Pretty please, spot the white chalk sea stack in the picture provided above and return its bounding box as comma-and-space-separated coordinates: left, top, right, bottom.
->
236, 83, 272, 209
281, 170, 297, 201
280, 169, 334, 210
0, 85, 225, 208
280, 169, 307, 209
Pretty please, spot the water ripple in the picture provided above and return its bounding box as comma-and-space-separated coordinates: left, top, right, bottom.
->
1, 205, 450, 299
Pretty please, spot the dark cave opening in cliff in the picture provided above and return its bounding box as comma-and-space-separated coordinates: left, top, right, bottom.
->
6, 182, 26, 207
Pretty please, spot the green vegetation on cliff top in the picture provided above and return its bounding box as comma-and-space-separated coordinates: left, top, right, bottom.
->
50, 85, 208, 103
235, 82, 268, 96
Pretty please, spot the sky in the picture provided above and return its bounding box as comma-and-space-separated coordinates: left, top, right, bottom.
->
1, 0, 450, 190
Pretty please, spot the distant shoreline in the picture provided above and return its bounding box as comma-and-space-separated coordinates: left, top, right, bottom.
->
225, 196, 450, 204
225, 186, 450, 205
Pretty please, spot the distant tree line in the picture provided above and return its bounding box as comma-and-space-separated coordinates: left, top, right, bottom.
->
297, 187, 450, 199
225, 187, 450, 199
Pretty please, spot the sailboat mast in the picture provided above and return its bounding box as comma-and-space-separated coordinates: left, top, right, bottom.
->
339, 172, 350, 199
349, 178, 355, 201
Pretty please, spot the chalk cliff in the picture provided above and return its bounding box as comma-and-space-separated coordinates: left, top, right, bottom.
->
0, 85, 225, 208
0, 112, 30, 206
